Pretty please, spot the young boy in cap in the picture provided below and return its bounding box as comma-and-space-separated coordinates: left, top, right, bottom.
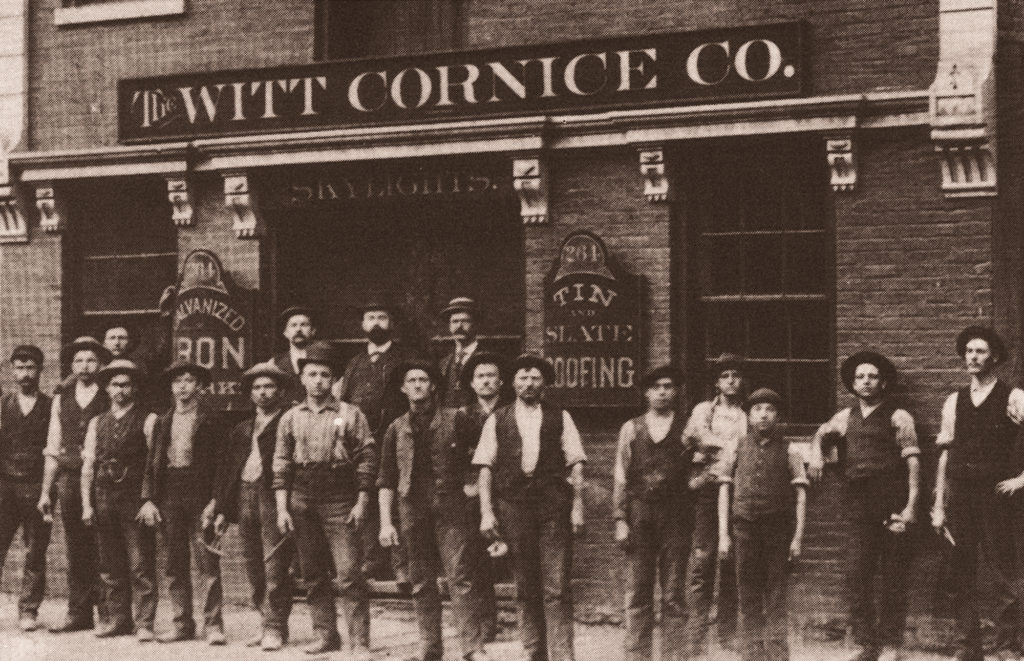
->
719, 388, 807, 661
378, 359, 491, 661
613, 365, 694, 661
273, 342, 377, 657
139, 360, 226, 644
39, 336, 110, 633
683, 353, 746, 657
0, 346, 52, 631
439, 296, 486, 407
810, 351, 919, 661
474, 353, 586, 661
211, 363, 294, 651
931, 326, 1024, 661
80, 359, 158, 640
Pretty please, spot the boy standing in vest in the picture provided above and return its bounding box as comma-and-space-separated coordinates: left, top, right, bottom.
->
378, 359, 491, 661
138, 360, 226, 644
0, 346, 52, 632
38, 336, 110, 633
932, 326, 1024, 661
474, 354, 586, 661
80, 360, 158, 640
719, 388, 808, 661
613, 365, 694, 661
810, 351, 920, 661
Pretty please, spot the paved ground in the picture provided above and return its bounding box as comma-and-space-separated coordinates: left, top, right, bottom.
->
0, 594, 959, 660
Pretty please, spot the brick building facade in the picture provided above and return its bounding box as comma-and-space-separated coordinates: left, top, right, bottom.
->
0, 0, 1020, 643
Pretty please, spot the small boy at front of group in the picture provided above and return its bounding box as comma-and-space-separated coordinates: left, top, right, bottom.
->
718, 388, 808, 661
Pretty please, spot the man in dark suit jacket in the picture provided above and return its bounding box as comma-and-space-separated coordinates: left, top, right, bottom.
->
269, 306, 318, 406
211, 363, 294, 651
438, 296, 492, 408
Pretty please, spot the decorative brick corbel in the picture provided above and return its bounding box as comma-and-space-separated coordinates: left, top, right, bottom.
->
512, 156, 548, 224
35, 184, 64, 233
166, 176, 194, 227
929, 0, 997, 198
825, 136, 856, 192
222, 172, 262, 238
0, 185, 27, 243
638, 146, 670, 202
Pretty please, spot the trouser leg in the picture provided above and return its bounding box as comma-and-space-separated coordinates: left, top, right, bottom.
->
121, 496, 157, 631
499, 498, 546, 661
57, 470, 99, 622
188, 504, 223, 631
257, 483, 293, 637
659, 496, 694, 661
402, 501, 443, 661
319, 497, 370, 648
623, 504, 656, 661
0, 482, 21, 609
161, 494, 195, 633
15, 482, 50, 617
734, 517, 765, 661
436, 497, 486, 658
539, 486, 574, 661
947, 481, 982, 657
761, 517, 792, 661
982, 481, 1020, 652
718, 548, 739, 647
877, 523, 912, 649
238, 483, 267, 618
291, 489, 339, 645
684, 485, 718, 656
95, 488, 131, 629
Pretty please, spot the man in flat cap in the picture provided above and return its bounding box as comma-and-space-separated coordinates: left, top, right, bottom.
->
211, 363, 294, 651
810, 351, 919, 661
378, 359, 492, 661
683, 353, 746, 657
474, 353, 586, 661
273, 342, 377, 657
39, 336, 110, 633
613, 365, 695, 661
718, 388, 808, 661
0, 346, 52, 631
139, 360, 226, 644
932, 326, 1024, 661
80, 359, 158, 640
439, 296, 488, 408
270, 306, 318, 406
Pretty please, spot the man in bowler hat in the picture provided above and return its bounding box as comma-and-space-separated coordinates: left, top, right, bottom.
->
270, 305, 318, 405
439, 296, 488, 408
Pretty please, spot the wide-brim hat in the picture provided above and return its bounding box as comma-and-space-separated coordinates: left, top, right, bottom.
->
744, 387, 783, 412
391, 358, 440, 387
296, 341, 340, 373
460, 351, 507, 390
956, 325, 1007, 362
840, 350, 896, 393
61, 336, 111, 364
241, 362, 294, 390
278, 305, 315, 329
440, 296, 478, 320
709, 352, 745, 377
163, 359, 212, 387
97, 359, 146, 385
510, 353, 555, 383
10, 345, 43, 366
640, 364, 684, 390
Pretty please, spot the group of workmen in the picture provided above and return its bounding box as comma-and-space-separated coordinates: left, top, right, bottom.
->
0, 293, 1021, 661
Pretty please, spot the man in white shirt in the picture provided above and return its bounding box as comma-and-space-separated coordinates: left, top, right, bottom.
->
474, 353, 586, 661
931, 326, 1024, 661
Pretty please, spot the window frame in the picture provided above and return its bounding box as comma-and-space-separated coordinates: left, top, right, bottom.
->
55, 0, 185, 27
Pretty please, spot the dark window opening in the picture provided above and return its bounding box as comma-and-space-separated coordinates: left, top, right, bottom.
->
315, 0, 463, 61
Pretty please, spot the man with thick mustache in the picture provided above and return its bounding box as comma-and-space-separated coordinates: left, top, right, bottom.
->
270, 306, 318, 406
439, 297, 489, 408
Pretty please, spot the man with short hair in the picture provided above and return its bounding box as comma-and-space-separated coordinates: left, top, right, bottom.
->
810, 351, 919, 661
80, 359, 158, 641
212, 363, 294, 651
270, 306, 318, 405
0, 346, 52, 632
379, 359, 492, 661
139, 360, 226, 644
38, 336, 111, 633
474, 354, 586, 661
439, 297, 485, 408
932, 326, 1024, 661
614, 365, 694, 661
274, 342, 377, 657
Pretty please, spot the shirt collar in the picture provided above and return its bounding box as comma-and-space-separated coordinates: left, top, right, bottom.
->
76, 380, 98, 397
175, 400, 199, 416
858, 401, 883, 418
298, 398, 340, 414
111, 401, 136, 419
368, 340, 393, 355
515, 399, 542, 415
456, 340, 479, 356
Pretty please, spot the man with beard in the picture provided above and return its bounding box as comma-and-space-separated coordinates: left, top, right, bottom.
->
474, 354, 586, 661
80, 359, 158, 641
0, 346, 52, 632
270, 306, 318, 406
38, 336, 111, 633
439, 297, 487, 408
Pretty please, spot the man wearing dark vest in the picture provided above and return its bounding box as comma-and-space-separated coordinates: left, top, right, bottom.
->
474, 353, 586, 661
139, 360, 226, 644
211, 363, 294, 651
0, 346, 52, 632
38, 336, 110, 633
379, 359, 492, 661
439, 296, 487, 408
613, 365, 695, 661
810, 351, 919, 661
932, 326, 1024, 661
273, 342, 377, 657
80, 359, 158, 641
269, 305, 317, 406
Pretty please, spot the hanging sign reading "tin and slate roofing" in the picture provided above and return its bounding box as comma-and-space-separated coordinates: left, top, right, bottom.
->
119, 22, 805, 142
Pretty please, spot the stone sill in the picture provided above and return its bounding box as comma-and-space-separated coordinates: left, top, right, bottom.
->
54, 0, 184, 26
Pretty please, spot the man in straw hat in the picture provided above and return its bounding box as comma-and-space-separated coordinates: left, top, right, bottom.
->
613, 365, 695, 661
211, 362, 295, 651
473, 353, 587, 661
273, 342, 377, 657
931, 326, 1024, 661
139, 359, 226, 644
683, 353, 746, 657
39, 336, 110, 633
80, 359, 158, 641
0, 346, 52, 632
439, 296, 486, 408
270, 305, 318, 405
810, 350, 920, 661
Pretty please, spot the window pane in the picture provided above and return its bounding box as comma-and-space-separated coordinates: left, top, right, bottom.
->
786, 233, 828, 294
744, 165, 783, 231
703, 235, 743, 295
744, 361, 787, 400
704, 304, 745, 358
744, 235, 784, 294
747, 303, 787, 358
789, 301, 829, 359
790, 363, 831, 423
